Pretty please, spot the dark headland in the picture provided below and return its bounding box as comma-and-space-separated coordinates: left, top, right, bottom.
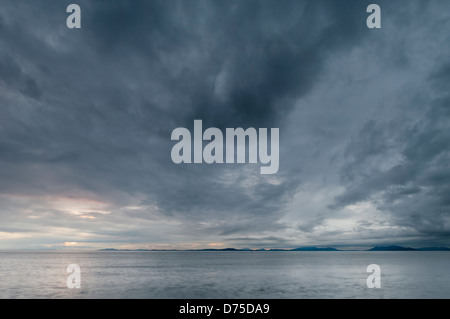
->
368, 246, 450, 251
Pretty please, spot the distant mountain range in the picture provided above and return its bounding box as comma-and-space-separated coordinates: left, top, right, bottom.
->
99, 246, 450, 252
368, 246, 450, 251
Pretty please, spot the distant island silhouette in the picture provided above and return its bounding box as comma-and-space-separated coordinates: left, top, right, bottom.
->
98, 245, 450, 252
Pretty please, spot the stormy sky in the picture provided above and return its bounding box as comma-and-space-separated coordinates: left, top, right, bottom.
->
0, 0, 449, 249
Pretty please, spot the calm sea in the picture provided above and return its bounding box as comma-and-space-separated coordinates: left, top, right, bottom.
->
0, 251, 449, 299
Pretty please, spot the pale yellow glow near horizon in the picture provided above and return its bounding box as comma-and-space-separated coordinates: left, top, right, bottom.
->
0, 231, 32, 239
3, 193, 112, 216
51, 197, 111, 216
79, 215, 96, 219
208, 243, 224, 246
64, 242, 79, 247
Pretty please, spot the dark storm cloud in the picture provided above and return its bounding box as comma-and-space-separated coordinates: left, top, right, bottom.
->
1, 2, 366, 216
1, 0, 449, 248
0, 0, 337, 238
74, 0, 370, 128
181, 0, 368, 129
332, 54, 450, 239
0, 52, 41, 99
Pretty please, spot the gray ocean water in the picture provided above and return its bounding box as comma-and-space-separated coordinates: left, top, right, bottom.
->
0, 251, 449, 299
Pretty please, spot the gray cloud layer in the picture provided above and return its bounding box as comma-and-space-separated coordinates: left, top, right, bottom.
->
0, 0, 449, 249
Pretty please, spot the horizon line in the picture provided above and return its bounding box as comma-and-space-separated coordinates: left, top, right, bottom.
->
3, 245, 450, 252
